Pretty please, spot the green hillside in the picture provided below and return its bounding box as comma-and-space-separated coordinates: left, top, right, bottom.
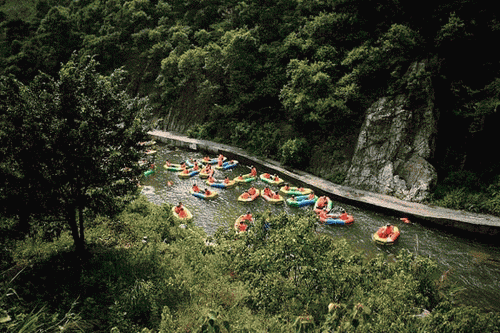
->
2, 2, 500, 331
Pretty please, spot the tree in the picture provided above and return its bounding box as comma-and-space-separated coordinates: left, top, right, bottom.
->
0, 54, 151, 253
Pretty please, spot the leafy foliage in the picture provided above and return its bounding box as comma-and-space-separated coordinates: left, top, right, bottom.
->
1, 197, 499, 332
0, 54, 151, 252
280, 137, 311, 168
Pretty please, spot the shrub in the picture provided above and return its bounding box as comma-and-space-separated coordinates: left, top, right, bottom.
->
279, 137, 310, 168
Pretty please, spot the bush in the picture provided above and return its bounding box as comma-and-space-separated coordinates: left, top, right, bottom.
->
279, 137, 310, 168
186, 122, 216, 139
3, 197, 500, 332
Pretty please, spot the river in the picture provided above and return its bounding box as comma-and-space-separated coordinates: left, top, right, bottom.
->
140, 144, 500, 312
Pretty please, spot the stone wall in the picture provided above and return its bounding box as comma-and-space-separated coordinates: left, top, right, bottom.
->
344, 62, 438, 202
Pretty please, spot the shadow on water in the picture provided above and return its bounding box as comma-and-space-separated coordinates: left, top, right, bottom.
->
141, 144, 500, 312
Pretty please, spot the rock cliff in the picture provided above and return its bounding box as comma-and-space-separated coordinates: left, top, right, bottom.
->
344, 62, 438, 202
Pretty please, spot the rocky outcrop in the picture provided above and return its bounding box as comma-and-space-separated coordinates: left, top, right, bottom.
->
344, 62, 438, 202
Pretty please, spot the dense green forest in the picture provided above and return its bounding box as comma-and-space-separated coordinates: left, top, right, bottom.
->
2, 0, 500, 331
2, 0, 500, 214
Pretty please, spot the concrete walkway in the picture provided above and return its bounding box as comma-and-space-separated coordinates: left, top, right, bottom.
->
149, 129, 500, 237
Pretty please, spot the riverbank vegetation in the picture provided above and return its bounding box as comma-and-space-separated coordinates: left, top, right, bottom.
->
2, 196, 500, 332
2, 0, 500, 215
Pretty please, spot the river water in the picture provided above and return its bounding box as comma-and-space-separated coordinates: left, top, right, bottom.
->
140, 144, 500, 312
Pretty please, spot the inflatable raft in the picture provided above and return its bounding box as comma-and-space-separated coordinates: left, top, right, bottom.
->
313, 196, 333, 214
206, 179, 236, 188
164, 163, 185, 172
237, 189, 260, 202
172, 205, 193, 222
320, 213, 354, 225
261, 192, 284, 204
202, 156, 217, 165
280, 186, 313, 196
260, 173, 284, 185
178, 169, 200, 179
234, 173, 256, 183
216, 160, 239, 170
234, 214, 254, 233
190, 189, 218, 200
372, 225, 400, 245
287, 195, 318, 207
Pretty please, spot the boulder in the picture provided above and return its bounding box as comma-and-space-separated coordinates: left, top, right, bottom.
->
344, 62, 438, 202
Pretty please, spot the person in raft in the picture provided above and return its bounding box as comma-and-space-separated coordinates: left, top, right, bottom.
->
250, 166, 257, 177
378, 224, 394, 238
204, 164, 214, 176
218, 159, 224, 167
316, 196, 328, 209
175, 202, 187, 218
238, 222, 248, 232
248, 187, 257, 195
319, 207, 338, 221
308, 191, 315, 200
262, 173, 271, 179
193, 161, 199, 170
204, 188, 212, 196
224, 176, 231, 184
242, 211, 253, 221
283, 183, 290, 191
192, 183, 200, 192
273, 174, 281, 181
263, 187, 273, 197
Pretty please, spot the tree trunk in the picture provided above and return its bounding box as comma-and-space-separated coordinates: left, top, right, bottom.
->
78, 205, 85, 247
67, 205, 84, 254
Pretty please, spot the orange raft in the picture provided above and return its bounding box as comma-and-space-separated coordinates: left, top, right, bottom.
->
372, 225, 400, 245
